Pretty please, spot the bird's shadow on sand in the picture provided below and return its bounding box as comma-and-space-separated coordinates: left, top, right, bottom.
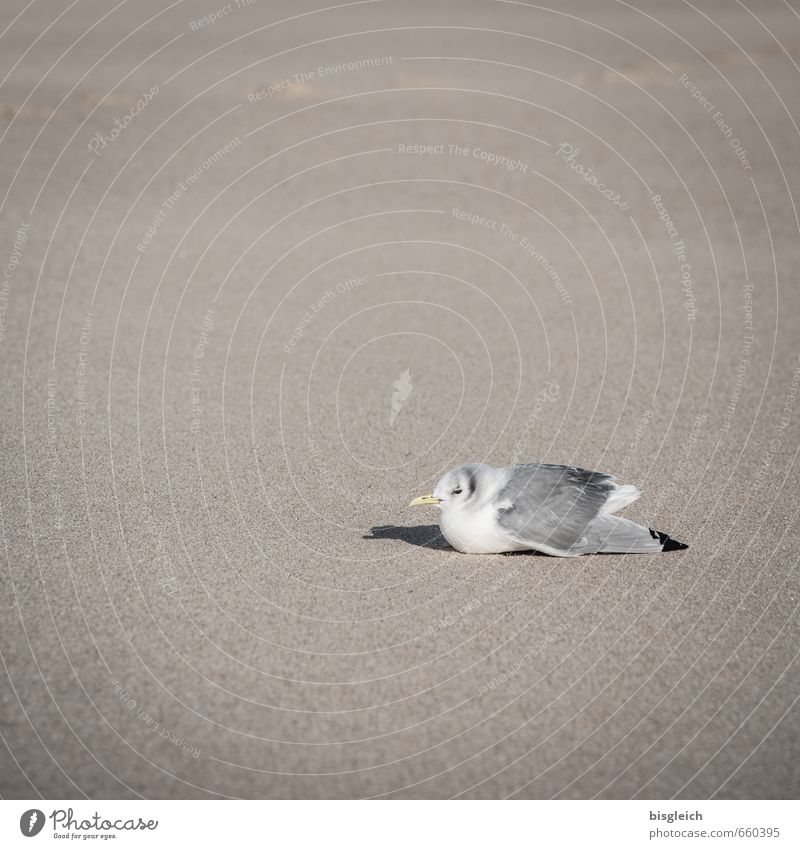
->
364, 524, 452, 551
364, 525, 547, 556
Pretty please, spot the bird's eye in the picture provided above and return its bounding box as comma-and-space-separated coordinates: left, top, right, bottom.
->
452, 488, 462, 495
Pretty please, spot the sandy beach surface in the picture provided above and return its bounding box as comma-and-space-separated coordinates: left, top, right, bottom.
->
1, 0, 798, 798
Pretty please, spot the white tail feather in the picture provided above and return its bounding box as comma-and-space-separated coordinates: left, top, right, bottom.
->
586, 515, 663, 553
601, 484, 641, 515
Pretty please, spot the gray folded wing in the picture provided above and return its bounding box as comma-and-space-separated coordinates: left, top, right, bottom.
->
496, 464, 616, 552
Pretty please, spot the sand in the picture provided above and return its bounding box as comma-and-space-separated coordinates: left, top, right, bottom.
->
1, 0, 798, 799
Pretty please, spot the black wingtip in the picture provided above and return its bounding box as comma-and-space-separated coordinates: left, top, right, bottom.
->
650, 528, 689, 552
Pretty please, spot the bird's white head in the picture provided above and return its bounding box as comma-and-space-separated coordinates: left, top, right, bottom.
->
408, 464, 490, 512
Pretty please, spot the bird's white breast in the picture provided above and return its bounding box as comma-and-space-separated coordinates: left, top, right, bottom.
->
438, 501, 529, 554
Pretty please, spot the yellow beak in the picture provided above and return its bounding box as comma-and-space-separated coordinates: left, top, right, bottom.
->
408, 493, 443, 507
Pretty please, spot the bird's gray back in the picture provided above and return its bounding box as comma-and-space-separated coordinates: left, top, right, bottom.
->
496, 464, 616, 552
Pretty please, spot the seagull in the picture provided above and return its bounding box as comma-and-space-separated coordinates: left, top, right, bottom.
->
409, 463, 688, 556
